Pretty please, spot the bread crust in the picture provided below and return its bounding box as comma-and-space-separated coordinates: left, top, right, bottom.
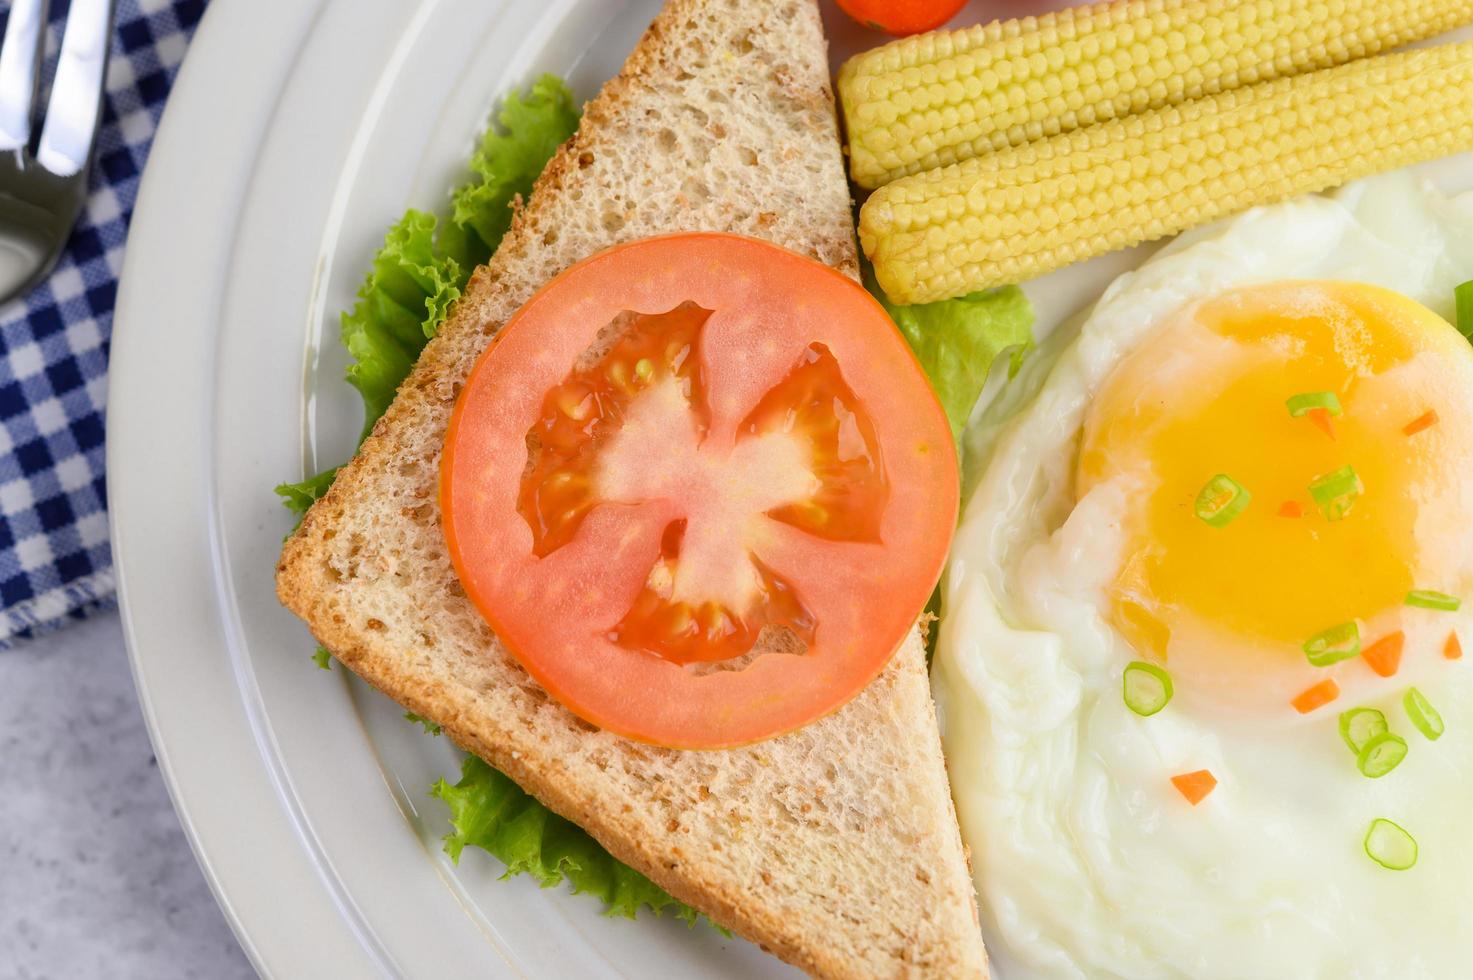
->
277, 1, 986, 975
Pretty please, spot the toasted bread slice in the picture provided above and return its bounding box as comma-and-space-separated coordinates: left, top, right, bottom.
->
276, 1, 985, 975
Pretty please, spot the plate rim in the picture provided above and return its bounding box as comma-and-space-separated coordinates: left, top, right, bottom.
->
108, 0, 395, 974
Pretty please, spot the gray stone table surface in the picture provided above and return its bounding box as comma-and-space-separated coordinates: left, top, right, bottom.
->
0, 610, 255, 979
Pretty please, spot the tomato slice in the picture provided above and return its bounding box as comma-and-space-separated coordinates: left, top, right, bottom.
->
835, 0, 968, 36
442, 234, 957, 748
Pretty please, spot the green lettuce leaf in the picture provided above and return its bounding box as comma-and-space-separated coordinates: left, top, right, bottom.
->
433, 756, 700, 924
311, 646, 333, 671
274, 467, 339, 519
863, 266, 1034, 661
445, 74, 581, 272
404, 711, 442, 736
867, 269, 1035, 443
277, 74, 581, 494
1457, 279, 1473, 339
340, 210, 462, 441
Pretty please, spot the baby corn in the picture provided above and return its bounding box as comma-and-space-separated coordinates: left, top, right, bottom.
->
840, 0, 1473, 189
859, 42, 1473, 305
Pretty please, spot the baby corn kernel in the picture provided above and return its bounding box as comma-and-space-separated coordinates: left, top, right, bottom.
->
859, 42, 1473, 305
839, 0, 1473, 189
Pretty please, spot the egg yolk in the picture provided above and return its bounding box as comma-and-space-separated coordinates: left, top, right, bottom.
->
1078, 281, 1473, 669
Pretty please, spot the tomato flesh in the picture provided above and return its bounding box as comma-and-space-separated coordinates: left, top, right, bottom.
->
529, 304, 889, 669
610, 518, 817, 667
518, 302, 712, 557
442, 234, 958, 748
741, 343, 887, 543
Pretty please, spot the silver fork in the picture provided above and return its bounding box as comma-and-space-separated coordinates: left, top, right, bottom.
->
0, 0, 116, 305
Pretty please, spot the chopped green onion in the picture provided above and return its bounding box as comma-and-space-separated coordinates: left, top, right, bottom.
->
1308, 465, 1363, 521
1338, 707, 1389, 754
1194, 474, 1251, 528
1122, 661, 1173, 717
1403, 687, 1444, 741
1406, 590, 1461, 612
1303, 621, 1361, 667
1364, 818, 1417, 871
1356, 732, 1408, 779
1286, 391, 1343, 418
1456, 279, 1473, 340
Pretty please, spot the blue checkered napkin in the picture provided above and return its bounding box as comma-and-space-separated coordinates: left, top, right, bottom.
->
0, 0, 206, 646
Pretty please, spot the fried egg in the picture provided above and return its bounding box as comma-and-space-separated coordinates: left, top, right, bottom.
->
936, 174, 1473, 978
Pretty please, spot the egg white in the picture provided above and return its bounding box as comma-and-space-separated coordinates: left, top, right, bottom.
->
937, 174, 1473, 979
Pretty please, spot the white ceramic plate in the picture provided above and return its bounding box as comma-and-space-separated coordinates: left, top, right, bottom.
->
106, 0, 1473, 975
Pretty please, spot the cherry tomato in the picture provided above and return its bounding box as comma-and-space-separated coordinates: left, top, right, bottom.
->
442, 233, 957, 748
836, 0, 969, 35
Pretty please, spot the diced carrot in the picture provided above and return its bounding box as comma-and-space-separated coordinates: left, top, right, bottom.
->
1445, 631, 1462, 661
1170, 769, 1217, 806
1291, 678, 1340, 714
1404, 410, 1439, 436
1307, 407, 1336, 440
1362, 630, 1405, 678
1277, 500, 1304, 518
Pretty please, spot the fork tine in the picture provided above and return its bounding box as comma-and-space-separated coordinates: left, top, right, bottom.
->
0, 0, 51, 152
35, 0, 114, 177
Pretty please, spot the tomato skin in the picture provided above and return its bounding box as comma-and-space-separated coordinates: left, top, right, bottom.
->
441, 234, 957, 749
836, 0, 968, 35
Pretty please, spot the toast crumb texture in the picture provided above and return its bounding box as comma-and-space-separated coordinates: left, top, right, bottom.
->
276, 0, 985, 975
